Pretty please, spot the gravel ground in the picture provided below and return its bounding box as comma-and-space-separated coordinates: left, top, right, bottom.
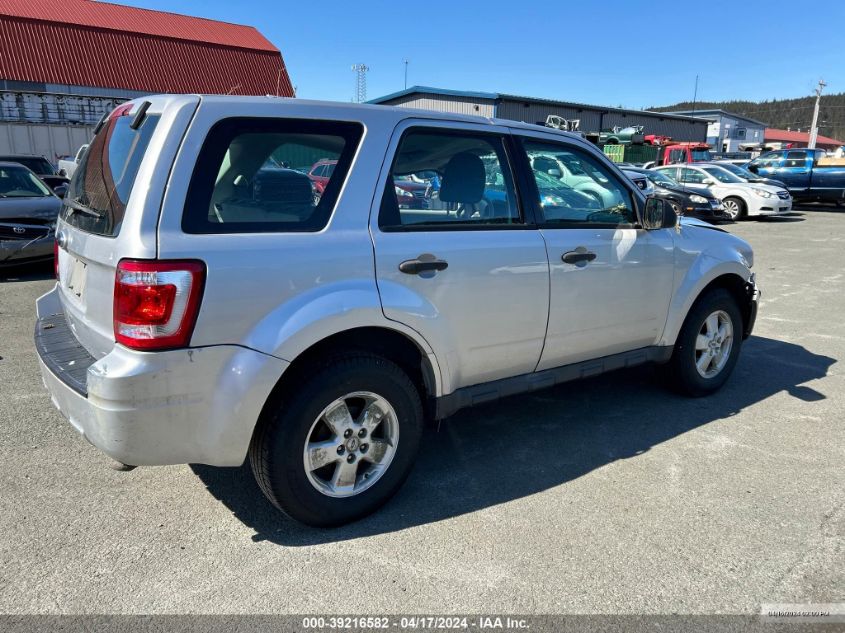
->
0, 206, 842, 615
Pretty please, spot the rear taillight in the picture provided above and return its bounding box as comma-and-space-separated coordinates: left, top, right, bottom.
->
53, 239, 60, 280
113, 260, 205, 350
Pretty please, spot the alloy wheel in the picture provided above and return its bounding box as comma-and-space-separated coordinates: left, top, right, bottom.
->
694, 310, 734, 379
302, 391, 399, 498
723, 199, 740, 219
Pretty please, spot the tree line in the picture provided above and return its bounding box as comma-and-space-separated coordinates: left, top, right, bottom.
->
650, 92, 845, 142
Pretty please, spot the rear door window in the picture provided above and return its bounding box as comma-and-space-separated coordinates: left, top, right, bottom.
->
61, 111, 160, 237
785, 151, 808, 168
183, 118, 362, 234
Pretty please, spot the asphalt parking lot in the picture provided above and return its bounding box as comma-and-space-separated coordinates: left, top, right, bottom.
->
0, 207, 842, 615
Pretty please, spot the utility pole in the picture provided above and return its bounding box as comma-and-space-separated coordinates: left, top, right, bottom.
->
691, 75, 699, 116
403, 59, 409, 90
808, 79, 826, 149
352, 64, 369, 103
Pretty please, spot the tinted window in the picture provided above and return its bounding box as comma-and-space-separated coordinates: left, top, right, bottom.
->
523, 140, 635, 226
753, 152, 782, 168
0, 165, 53, 197
61, 113, 160, 237
678, 168, 709, 184
379, 129, 521, 229
785, 150, 808, 167
183, 118, 362, 234
0, 156, 53, 174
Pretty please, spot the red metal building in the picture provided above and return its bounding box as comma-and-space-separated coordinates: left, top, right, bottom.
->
764, 128, 844, 151
0, 0, 294, 96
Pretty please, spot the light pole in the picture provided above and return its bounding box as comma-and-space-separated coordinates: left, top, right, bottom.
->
403, 59, 409, 90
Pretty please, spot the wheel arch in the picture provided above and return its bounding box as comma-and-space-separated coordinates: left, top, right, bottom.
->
660, 262, 752, 348
254, 326, 441, 443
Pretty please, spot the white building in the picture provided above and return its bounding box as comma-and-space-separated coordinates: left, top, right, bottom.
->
666, 109, 767, 153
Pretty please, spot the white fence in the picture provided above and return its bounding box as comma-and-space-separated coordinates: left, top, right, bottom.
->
0, 122, 95, 161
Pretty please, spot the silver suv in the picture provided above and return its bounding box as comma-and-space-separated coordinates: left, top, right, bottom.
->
35, 96, 759, 526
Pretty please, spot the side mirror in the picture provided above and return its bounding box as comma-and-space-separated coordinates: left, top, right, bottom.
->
547, 168, 562, 178
52, 184, 68, 199
747, 163, 759, 173
703, 178, 717, 186
642, 196, 677, 230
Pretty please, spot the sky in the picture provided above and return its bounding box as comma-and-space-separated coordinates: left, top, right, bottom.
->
117, 0, 845, 109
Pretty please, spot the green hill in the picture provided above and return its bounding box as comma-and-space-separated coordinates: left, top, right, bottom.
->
650, 93, 845, 142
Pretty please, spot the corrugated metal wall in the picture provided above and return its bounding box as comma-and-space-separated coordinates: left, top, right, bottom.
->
1, 0, 278, 51
497, 100, 707, 141
383, 94, 496, 118
0, 121, 94, 159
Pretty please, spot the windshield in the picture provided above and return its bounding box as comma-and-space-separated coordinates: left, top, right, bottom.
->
0, 156, 54, 175
717, 163, 759, 180
0, 165, 53, 197
691, 149, 712, 162
61, 112, 160, 237
701, 166, 743, 184
644, 170, 677, 186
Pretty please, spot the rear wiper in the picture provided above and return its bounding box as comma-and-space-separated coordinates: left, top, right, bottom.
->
64, 198, 102, 218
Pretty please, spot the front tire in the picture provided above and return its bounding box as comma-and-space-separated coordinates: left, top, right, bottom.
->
722, 196, 747, 220
249, 354, 424, 527
666, 289, 743, 397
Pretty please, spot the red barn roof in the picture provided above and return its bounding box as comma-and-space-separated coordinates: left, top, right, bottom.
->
0, 0, 294, 96
765, 128, 844, 150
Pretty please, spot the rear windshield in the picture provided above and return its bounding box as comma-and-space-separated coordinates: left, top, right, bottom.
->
0, 156, 53, 175
60, 112, 160, 237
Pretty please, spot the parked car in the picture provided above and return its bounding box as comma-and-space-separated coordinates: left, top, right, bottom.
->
391, 175, 430, 209
621, 168, 655, 196
0, 162, 62, 267
310, 159, 429, 209
58, 144, 89, 180
655, 163, 791, 220
0, 154, 69, 195
306, 158, 336, 198
36, 96, 759, 526
627, 166, 727, 222
707, 160, 786, 189
747, 148, 845, 206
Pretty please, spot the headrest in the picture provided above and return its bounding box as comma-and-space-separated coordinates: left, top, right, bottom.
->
439, 152, 485, 204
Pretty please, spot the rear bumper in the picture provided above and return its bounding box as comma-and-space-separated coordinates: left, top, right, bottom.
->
35, 286, 287, 466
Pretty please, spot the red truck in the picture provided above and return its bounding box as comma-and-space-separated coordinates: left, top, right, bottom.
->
659, 142, 713, 165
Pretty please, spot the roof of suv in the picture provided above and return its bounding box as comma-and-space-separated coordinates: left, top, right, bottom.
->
189, 95, 589, 142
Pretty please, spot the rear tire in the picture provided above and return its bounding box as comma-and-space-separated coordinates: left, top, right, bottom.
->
666, 288, 743, 397
722, 196, 747, 220
249, 354, 424, 527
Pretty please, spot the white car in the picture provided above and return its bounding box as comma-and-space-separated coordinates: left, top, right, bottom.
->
655, 163, 791, 220
36, 95, 759, 526
57, 144, 88, 179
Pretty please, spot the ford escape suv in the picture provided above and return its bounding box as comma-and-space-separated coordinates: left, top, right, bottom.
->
35, 96, 759, 526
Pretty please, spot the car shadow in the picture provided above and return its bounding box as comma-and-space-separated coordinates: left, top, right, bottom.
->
757, 216, 805, 223
0, 260, 54, 282
190, 335, 835, 545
